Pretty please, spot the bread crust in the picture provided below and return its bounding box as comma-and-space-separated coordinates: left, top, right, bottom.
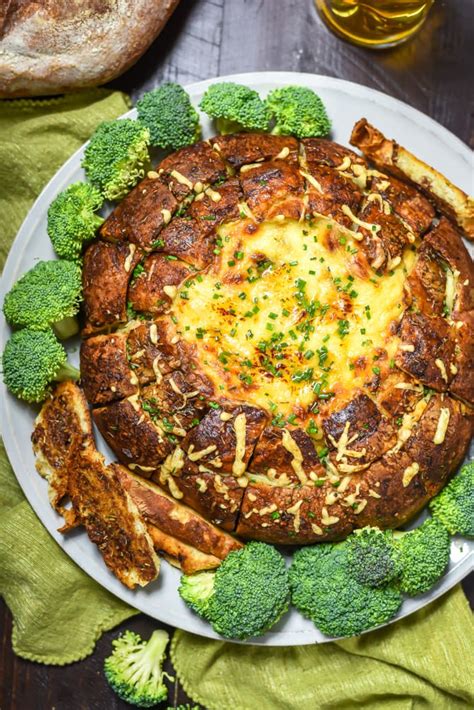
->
0, 0, 180, 97
350, 118, 474, 239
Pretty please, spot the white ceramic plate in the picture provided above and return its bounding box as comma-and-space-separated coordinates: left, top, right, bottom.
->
1, 72, 473, 646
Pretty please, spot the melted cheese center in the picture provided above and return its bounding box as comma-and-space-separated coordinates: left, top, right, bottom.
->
173, 216, 414, 427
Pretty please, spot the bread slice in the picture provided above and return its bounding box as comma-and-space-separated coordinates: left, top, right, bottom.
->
114, 466, 243, 559
350, 118, 474, 239
31, 381, 94, 529
68, 448, 160, 589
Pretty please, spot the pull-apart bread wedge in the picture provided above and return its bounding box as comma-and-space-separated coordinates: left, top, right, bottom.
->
31, 381, 94, 529
350, 118, 474, 239
67, 447, 160, 589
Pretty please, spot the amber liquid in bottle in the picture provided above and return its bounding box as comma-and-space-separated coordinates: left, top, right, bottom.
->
315, 0, 435, 48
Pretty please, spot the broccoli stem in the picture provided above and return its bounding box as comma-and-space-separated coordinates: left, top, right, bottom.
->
53, 316, 79, 340
55, 361, 80, 382
216, 117, 244, 135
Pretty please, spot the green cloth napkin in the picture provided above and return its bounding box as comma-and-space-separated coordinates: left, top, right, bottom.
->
0, 89, 138, 664
171, 588, 474, 709
0, 90, 473, 710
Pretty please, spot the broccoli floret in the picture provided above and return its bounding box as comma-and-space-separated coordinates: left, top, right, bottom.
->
104, 629, 173, 708
394, 518, 451, 596
3, 260, 82, 339
266, 85, 331, 138
289, 543, 402, 638
346, 527, 402, 588
429, 463, 474, 538
179, 570, 215, 618
82, 119, 150, 201
2, 328, 79, 403
47, 182, 104, 260
199, 82, 270, 135
137, 83, 201, 150
179, 542, 289, 639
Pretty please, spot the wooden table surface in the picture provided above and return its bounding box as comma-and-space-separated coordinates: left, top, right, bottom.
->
1, 0, 473, 708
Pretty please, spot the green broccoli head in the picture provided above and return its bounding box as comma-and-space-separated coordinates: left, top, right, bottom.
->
266, 85, 331, 139
3, 260, 82, 339
429, 463, 474, 538
199, 82, 270, 135
179, 542, 290, 640
47, 182, 104, 261
289, 543, 402, 638
394, 518, 451, 596
82, 119, 150, 201
2, 328, 79, 403
346, 527, 402, 588
137, 83, 201, 150
104, 629, 173, 708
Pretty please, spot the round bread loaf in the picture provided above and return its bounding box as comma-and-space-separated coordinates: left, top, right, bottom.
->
79, 132, 474, 544
0, 0, 180, 97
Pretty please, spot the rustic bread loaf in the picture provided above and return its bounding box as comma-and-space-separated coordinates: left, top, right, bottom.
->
0, 0, 180, 97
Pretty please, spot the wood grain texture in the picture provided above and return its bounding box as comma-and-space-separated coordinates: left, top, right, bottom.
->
2, 0, 473, 706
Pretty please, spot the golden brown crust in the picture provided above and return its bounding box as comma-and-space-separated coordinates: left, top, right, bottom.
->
147, 525, 221, 574
158, 142, 227, 200
115, 466, 243, 559
68, 448, 160, 588
213, 133, 299, 168
350, 118, 474, 239
99, 177, 178, 250
31, 381, 94, 528
126, 319, 182, 385
82, 240, 141, 336
80, 332, 137, 406
128, 254, 191, 316
93, 398, 173, 475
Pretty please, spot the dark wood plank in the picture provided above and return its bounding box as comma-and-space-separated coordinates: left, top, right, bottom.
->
3, 0, 473, 706
0, 599, 195, 710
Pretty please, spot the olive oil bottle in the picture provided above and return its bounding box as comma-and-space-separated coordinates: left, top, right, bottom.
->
315, 0, 435, 48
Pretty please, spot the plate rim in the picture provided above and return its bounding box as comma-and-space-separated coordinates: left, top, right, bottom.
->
1, 70, 473, 647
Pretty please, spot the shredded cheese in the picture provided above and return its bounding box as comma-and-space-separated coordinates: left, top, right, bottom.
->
188, 444, 217, 461
240, 162, 264, 173
205, 187, 222, 202
276, 146, 290, 160
161, 208, 172, 224
281, 429, 307, 484
124, 244, 137, 273
232, 413, 247, 476
402, 462, 420, 487
171, 170, 193, 189
300, 170, 323, 193
433, 408, 450, 444
321, 507, 340, 526
435, 358, 448, 383
341, 204, 381, 234
163, 285, 177, 300
149, 323, 158, 345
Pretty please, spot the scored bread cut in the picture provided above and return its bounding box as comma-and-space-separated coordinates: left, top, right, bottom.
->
0, 0, 180, 97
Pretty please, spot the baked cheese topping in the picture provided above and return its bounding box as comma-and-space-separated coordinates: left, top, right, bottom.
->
172, 216, 415, 426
